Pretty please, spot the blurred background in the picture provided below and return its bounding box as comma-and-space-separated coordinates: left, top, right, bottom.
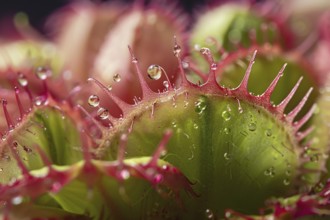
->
0, 0, 207, 34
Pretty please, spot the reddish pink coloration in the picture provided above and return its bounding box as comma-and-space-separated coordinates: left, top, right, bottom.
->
87, 78, 131, 115
48, 1, 188, 105
128, 46, 154, 98
70, 42, 315, 161
261, 63, 287, 104
1, 99, 14, 131
232, 50, 257, 95
0, 129, 196, 215
226, 178, 330, 219
148, 129, 172, 167
310, 11, 330, 86
14, 86, 25, 120
287, 88, 314, 123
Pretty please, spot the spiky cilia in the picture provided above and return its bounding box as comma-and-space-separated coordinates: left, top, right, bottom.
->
0, 34, 323, 219
0, 1, 329, 219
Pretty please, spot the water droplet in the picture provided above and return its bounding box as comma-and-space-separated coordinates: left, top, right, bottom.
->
286, 170, 291, 176
1, 134, 7, 141
147, 64, 162, 80
113, 74, 121, 82
18, 73, 28, 86
107, 85, 112, 91
195, 98, 207, 115
160, 150, 168, 157
132, 57, 138, 63
264, 167, 275, 177
248, 123, 256, 131
171, 121, 177, 128
97, 108, 109, 120
205, 209, 214, 219
0, 168, 3, 172
221, 111, 231, 121
163, 81, 169, 89
225, 211, 232, 218
173, 44, 181, 57
182, 61, 189, 69
210, 63, 217, 71
11, 196, 23, 205
283, 178, 290, 186
224, 152, 231, 160
265, 129, 272, 137
200, 47, 211, 55
119, 169, 130, 180
34, 96, 45, 106
193, 123, 199, 129
35, 66, 51, 80
238, 106, 243, 114
88, 95, 100, 107
153, 174, 163, 184
223, 128, 230, 134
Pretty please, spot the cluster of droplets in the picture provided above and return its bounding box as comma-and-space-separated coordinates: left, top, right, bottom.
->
194, 97, 207, 115
87, 94, 109, 120
147, 64, 171, 91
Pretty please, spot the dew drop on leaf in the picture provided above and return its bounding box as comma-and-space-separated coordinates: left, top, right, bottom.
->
223, 127, 230, 134
224, 152, 231, 160
0, 168, 3, 172
221, 111, 231, 121
171, 121, 177, 128
113, 74, 121, 82
88, 95, 100, 107
248, 123, 256, 131
265, 129, 272, 137
147, 64, 162, 80
283, 178, 290, 186
264, 167, 275, 177
193, 123, 199, 129
97, 108, 109, 120
195, 98, 207, 115
286, 170, 291, 176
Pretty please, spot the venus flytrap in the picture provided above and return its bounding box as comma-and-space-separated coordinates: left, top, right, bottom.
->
0, 1, 329, 219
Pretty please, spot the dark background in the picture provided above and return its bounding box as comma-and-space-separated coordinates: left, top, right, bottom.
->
0, 0, 207, 34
